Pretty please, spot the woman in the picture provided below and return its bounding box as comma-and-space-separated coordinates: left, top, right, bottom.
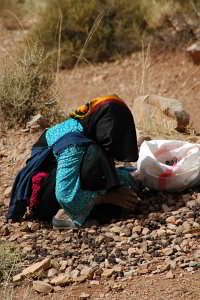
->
8, 95, 140, 227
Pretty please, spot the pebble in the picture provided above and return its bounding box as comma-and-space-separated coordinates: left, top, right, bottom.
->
165, 270, 175, 279
162, 204, 172, 213
101, 269, 115, 278
33, 281, 53, 294
47, 268, 58, 278
166, 216, 176, 224
162, 248, 174, 256
110, 226, 121, 234
79, 293, 91, 300
189, 261, 199, 268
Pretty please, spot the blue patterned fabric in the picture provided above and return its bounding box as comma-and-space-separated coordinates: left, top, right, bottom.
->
46, 118, 138, 226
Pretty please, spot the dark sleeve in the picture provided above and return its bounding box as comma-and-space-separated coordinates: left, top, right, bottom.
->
80, 144, 120, 191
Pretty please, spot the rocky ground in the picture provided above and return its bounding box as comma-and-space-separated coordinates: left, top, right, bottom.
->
0, 130, 200, 300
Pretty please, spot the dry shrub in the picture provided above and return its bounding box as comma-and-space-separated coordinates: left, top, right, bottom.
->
0, 42, 63, 128
30, 0, 200, 69
30, 0, 197, 69
30, 0, 155, 68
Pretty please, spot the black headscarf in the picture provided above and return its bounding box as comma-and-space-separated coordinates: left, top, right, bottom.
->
71, 95, 138, 162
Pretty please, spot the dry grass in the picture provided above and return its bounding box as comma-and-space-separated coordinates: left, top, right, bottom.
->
0, 41, 64, 128
0, 243, 22, 283
28, 0, 174, 68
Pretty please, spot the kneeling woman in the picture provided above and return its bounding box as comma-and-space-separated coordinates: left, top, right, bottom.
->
8, 95, 140, 228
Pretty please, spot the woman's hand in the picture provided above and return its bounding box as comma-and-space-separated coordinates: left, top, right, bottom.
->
102, 186, 141, 209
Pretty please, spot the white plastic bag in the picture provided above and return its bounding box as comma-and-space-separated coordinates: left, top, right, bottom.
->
137, 140, 200, 192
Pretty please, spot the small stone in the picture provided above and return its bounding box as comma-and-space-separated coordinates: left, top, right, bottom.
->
56, 235, 65, 243
186, 200, 197, 209
162, 248, 174, 256
31, 223, 40, 232
65, 266, 73, 274
33, 281, 53, 294
65, 236, 71, 242
110, 226, 121, 234
53, 286, 63, 292
22, 246, 32, 254
101, 269, 115, 278
142, 228, 150, 235
70, 269, 80, 279
138, 265, 149, 274
141, 241, 148, 252
131, 232, 139, 239
162, 204, 172, 213
189, 261, 199, 268
183, 222, 191, 232
187, 43, 200, 65
1, 225, 10, 236
165, 270, 175, 279
128, 248, 137, 256
113, 265, 123, 272
95, 235, 105, 245
79, 293, 91, 300
167, 224, 177, 231
47, 268, 58, 278
51, 274, 72, 286
73, 275, 87, 283
80, 266, 96, 279
124, 270, 135, 277
3, 186, 12, 198
194, 250, 200, 258
166, 216, 176, 224
157, 228, 166, 236
51, 259, 60, 269
9, 233, 22, 242
176, 226, 184, 235
132, 226, 143, 234
59, 260, 68, 271
89, 280, 99, 286
186, 267, 195, 273
112, 283, 124, 291
13, 273, 25, 283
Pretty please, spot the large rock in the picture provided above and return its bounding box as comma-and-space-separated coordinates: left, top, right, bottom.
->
13, 258, 51, 282
133, 95, 190, 133
22, 258, 51, 276
187, 43, 200, 65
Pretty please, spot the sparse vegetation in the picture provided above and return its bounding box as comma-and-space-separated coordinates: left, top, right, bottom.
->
30, 0, 146, 68
0, 243, 22, 282
0, 42, 63, 128
0, 0, 199, 128
29, 0, 200, 68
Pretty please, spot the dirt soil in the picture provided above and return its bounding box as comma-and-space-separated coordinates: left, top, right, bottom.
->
0, 23, 200, 300
59, 47, 200, 133
1, 273, 200, 300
